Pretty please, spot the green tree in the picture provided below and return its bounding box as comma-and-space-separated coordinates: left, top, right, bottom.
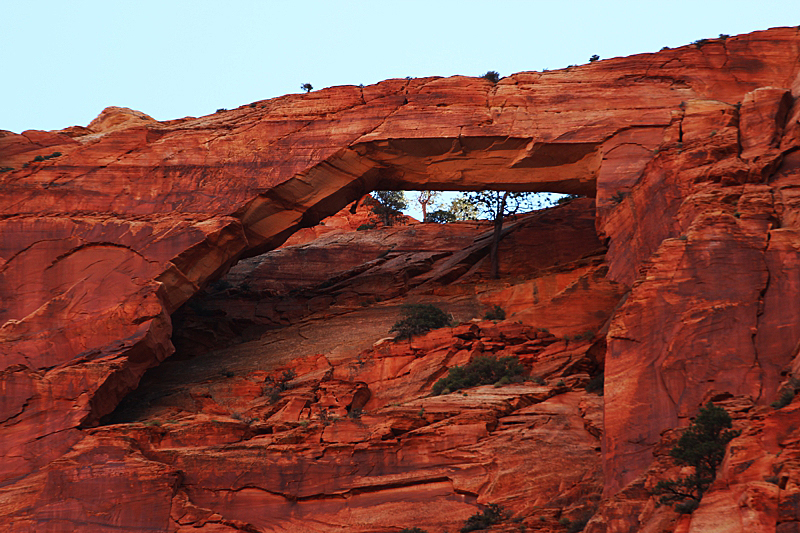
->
370, 191, 407, 226
448, 195, 479, 221
301, 83, 313, 93
652, 402, 740, 513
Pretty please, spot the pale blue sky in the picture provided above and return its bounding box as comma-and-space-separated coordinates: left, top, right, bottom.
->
2, 0, 796, 135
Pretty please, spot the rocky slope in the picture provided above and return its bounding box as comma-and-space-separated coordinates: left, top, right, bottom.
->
2, 26, 800, 532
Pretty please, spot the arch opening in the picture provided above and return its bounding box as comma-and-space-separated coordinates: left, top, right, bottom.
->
103, 134, 608, 426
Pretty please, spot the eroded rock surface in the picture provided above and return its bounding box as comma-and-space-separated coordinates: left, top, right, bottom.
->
2, 26, 800, 532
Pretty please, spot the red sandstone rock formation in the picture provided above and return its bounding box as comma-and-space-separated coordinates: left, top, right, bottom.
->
2, 26, 800, 532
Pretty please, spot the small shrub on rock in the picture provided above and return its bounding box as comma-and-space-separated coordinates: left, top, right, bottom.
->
771, 389, 795, 409
390, 304, 450, 340
263, 385, 282, 404
564, 512, 593, 533
399, 528, 428, 533
483, 305, 506, 321
279, 369, 297, 388
433, 355, 524, 395
461, 503, 507, 532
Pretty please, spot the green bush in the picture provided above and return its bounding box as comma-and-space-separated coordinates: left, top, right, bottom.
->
484, 305, 506, 321
356, 223, 375, 231
589, 54, 600, 62
263, 385, 282, 404
33, 155, 45, 162
461, 504, 506, 532
433, 355, 524, 395
390, 304, 450, 340
399, 528, 428, 533
652, 401, 740, 512
482, 71, 500, 83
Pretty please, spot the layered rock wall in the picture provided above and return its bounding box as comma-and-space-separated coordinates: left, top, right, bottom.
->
2, 26, 800, 532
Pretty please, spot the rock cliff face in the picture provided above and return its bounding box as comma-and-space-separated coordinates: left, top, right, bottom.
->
2, 26, 800, 532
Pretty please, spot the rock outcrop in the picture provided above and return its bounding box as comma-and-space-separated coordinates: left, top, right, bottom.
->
2, 26, 800, 532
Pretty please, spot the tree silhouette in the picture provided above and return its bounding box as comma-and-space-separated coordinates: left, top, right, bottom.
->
463, 191, 544, 279
301, 83, 313, 93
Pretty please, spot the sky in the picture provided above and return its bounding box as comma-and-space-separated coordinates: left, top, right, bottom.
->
2, 0, 797, 216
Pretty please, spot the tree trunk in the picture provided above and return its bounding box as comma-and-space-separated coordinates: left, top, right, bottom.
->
490, 192, 508, 279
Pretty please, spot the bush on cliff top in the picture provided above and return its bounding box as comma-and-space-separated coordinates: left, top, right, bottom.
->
433, 355, 524, 395
481, 70, 500, 83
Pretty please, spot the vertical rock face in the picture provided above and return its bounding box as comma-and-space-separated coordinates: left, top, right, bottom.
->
1, 26, 800, 532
